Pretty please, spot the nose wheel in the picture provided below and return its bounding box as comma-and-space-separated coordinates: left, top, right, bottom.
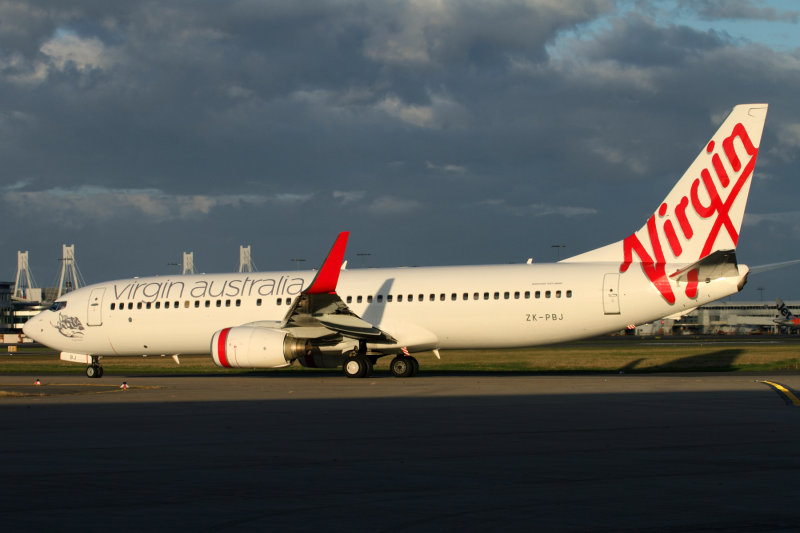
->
86, 356, 104, 378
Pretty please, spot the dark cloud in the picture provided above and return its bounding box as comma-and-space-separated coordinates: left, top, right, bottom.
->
686, 0, 799, 22
1, 0, 799, 301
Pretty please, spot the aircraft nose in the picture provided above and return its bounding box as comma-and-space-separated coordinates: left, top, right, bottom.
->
22, 313, 45, 342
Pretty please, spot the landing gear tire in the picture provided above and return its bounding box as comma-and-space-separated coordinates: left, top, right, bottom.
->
409, 356, 419, 377
390, 356, 418, 378
343, 355, 372, 378
86, 365, 103, 379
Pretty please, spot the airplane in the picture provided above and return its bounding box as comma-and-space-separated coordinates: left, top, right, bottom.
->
774, 298, 800, 328
23, 103, 768, 379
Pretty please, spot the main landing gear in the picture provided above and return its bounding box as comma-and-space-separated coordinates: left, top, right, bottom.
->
342, 342, 420, 378
86, 356, 104, 379
389, 355, 419, 378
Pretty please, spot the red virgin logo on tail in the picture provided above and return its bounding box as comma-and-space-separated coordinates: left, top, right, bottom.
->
620, 123, 759, 304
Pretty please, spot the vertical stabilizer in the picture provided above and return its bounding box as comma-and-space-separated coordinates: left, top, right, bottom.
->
564, 104, 768, 303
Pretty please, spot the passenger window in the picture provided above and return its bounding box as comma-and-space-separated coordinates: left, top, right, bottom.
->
514, 291, 520, 299
194, 300, 200, 308
535, 291, 541, 299
205, 300, 211, 308
484, 292, 489, 300
494, 292, 499, 300
286, 299, 291, 305
398, 295, 403, 302
184, 301, 190, 308
525, 291, 530, 299
367, 295, 373, 303
277, 298, 282, 305
216, 300, 221, 307
463, 293, 468, 301
128, 303, 133, 310
165, 301, 170, 309
567, 290, 572, 298
377, 295, 383, 303
504, 292, 509, 299
387, 295, 393, 303
236, 299, 241, 307
556, 290, 562, 298
225, 300, 230, 307
174, 301, 179, 309
439, 294, 445, 301
429, 294, 435, 302
110, 303, 115, 310
408, 294, 413, 302
473, 293, 479, 300
357, 296, 363, 303
545, 291, 551, 298
256, 299, 262, 306
137, 302, 143, 310
155, 302, 160, 309
346, 296, 352, 303
418, 294, 424, 302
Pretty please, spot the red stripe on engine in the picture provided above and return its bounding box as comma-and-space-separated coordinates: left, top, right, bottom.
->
217, 328, 231, 367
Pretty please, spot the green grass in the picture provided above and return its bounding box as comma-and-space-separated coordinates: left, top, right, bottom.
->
2, 338, 800, 375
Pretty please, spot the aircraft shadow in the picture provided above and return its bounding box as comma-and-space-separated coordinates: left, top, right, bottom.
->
131, 348, 746, 379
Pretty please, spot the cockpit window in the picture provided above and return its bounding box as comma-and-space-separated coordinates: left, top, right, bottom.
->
49, 301, 67, 312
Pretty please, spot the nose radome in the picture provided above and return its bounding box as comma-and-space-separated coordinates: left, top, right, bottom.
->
22, 314, 42, 342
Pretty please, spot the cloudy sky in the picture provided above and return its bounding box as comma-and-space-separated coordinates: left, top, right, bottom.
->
2, 0, 800, 301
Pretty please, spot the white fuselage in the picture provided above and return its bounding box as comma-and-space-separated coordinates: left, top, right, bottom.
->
23, 261, 747, 358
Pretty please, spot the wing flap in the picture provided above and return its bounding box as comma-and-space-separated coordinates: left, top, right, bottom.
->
318, 314, 397, 343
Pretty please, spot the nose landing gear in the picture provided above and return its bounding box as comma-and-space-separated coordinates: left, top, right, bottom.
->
86, 356, 104, 379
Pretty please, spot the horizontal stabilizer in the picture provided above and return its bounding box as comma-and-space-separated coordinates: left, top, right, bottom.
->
748, 258, 800, 275
664, 307, 698, 320
670, 249, 739, 283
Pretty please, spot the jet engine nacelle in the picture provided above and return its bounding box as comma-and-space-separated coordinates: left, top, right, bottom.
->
210, 327, 310, 368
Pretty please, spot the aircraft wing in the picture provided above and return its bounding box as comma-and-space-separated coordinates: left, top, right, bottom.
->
279, 232, 397, 344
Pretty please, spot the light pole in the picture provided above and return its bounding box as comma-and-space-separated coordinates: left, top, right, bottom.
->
551, 244, 566, 260
357, 252, 371, 268
291, 258, 306, 270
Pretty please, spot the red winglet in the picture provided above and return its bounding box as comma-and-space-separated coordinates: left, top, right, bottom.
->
305, 232, 349, 294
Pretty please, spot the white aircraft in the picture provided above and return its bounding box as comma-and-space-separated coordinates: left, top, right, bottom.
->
24, 103, 768, 379
774, 298, 800, 328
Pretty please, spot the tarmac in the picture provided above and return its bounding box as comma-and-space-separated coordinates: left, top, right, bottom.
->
2, 372, 800, 531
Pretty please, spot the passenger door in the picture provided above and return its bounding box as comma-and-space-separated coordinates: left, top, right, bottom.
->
87, 288, 105, 326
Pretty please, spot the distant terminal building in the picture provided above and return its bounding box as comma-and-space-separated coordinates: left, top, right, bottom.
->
635, 301, 799, 336
2, 280, 60, 340
0, 281, 12, 333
